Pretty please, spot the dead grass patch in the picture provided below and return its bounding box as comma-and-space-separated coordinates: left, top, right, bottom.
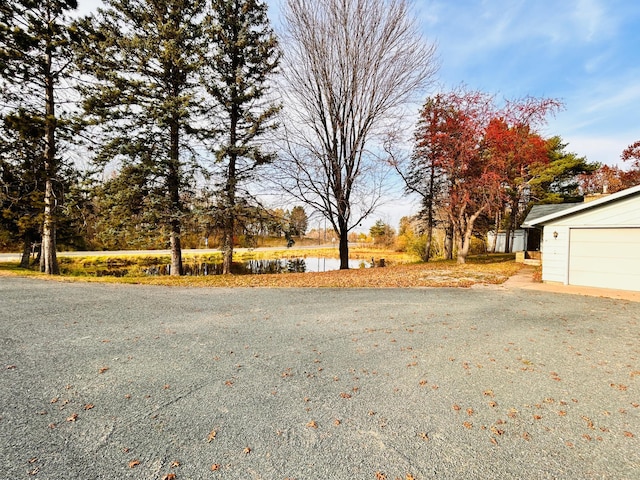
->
1, 254, 522, 288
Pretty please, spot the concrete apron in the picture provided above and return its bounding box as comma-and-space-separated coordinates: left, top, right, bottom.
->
502, 267, 640, 303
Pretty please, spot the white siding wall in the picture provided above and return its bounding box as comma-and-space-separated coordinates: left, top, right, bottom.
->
540, 195, 640, 286
541, 225, 570, 284
552, 196, 640, 227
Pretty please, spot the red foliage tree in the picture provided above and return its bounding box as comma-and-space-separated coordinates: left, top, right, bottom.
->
484, 97, 561, 251
415, 89, 500, 263
579, 140, 640, 195
621, 140, 640, 168
411, 90, 561, 262
578, 164, 627, 194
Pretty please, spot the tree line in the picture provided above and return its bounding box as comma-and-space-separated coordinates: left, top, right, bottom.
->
1, 0, 638, 274
392, 88, 640, 263
1, 0, 282, 275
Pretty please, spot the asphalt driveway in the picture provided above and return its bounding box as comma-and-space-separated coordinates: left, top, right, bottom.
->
1, 277, 639, 479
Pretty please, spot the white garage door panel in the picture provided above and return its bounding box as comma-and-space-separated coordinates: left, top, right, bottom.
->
569, 228, 640, 291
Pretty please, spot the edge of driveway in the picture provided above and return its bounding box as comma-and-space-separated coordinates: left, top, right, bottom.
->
501, 267, 640, 302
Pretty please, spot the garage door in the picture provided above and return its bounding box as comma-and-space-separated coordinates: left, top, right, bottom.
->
569, 228, 640, 291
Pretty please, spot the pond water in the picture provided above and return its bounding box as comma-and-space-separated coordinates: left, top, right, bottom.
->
144, 257, 373, 276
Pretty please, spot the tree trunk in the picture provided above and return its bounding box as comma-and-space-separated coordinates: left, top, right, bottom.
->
504, 208, 513, 253
339, 223, 349, 270
455, 236, 466, 264
222, 97, 239, 274
170, 228, 182, 276
168, 121, 182, 276
40, 177, 59, 274
504, 196, 519, 253
490, 211, 500, 253
424, 227, 433, 262
456, 208, 484, 264
40, 45, 59, 275
424, 161, 438, 262
424, 194, 435, 262
222, 210, 234, 274
444, 221, 454, 260
221, 154, 236, 274
20, 233, 32, 269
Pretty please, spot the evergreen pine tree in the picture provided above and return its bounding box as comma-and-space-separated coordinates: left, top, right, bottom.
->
202, 0, 280, 274
76, 0, 208, 275
0, 0, 81, 274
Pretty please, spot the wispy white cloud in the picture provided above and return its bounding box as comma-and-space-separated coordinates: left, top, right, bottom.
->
572, 0, 612, 42
583, 83, 640, 117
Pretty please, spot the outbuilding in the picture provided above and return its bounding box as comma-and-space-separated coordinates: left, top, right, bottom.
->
521, 184, 640, 292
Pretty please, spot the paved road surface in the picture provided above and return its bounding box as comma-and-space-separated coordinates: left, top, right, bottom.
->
1, 277, 639, 479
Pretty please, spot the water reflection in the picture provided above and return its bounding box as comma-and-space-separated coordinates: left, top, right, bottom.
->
142, 257, 371, 276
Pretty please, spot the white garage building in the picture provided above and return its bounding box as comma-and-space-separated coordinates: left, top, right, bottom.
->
523, 184, 640, 292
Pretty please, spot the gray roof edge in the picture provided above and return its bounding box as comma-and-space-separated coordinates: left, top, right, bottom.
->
526, 184, 640, 226
521, 204, 579, 228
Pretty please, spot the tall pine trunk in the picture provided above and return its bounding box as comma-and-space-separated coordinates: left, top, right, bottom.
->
222, 101, 239, 275
222, 152, 237, 275
168, 121, 182, 276
222, 174, 235, 275
40, 45, 59, 275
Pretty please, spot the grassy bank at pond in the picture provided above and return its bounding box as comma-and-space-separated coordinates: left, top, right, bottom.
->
0, 249, 522, 288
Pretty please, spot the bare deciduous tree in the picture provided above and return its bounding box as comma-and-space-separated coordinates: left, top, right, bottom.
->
276, 0, 438, 269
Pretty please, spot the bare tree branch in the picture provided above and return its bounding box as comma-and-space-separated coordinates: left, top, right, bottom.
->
274, 0, 438, 269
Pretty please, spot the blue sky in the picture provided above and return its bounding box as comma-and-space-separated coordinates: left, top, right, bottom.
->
77, 0, 640, 228
412, 0, 640, 168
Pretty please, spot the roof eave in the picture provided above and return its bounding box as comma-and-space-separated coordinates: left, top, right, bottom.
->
526, 184, 640, 226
